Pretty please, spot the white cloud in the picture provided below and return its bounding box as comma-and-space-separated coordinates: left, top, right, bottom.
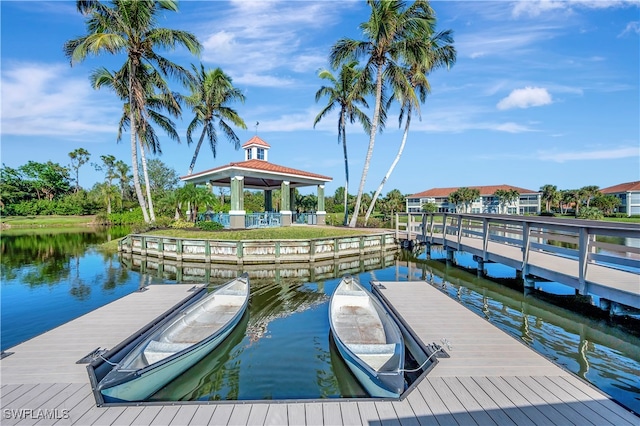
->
512, 0, 637, 18
1, 62, 120, 137
619, 21, 640, 37
537, 147, 639, 162
197, 1, 353, 87
497, 87, 553, 110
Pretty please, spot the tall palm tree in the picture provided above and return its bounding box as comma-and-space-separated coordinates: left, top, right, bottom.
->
363, 25, 456, 225
580, 185, 601, 208
185, 65, 247, 175
314, 61, 372, 226
91, 63, 183, 222
330, 0, 436, 227
64, 0, 201, 223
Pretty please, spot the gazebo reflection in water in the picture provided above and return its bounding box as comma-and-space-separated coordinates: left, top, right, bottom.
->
183, 136, 332, 229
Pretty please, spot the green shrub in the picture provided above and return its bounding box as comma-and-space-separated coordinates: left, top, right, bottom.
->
196, 221, 224, 231
170, 219, 194, 229
577, 207, 604, 220
540, 211, 556, 217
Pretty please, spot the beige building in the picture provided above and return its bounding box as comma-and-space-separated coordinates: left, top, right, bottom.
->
405, 184, 541, 215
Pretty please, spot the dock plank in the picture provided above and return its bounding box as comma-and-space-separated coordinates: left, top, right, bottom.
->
374, 401, 400, 426
228, 404, 252, 425
209, 404, 234, 425
338, 401, 362, 426
322, 402, 342, 426
264, 403, 287, 425
187, 407, 214, 426
286, 403, 306, 426
305, 402, 323, 426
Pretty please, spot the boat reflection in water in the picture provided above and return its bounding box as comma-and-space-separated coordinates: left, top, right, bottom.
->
149, 279, 367, 401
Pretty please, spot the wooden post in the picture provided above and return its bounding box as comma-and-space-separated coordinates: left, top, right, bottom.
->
395, 213, 399, 241
578, 228, 588, 294
522, 222, 530, 276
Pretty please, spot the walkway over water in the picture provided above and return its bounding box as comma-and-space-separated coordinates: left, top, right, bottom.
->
2, 282, 638, 425
396, 213, 640, 310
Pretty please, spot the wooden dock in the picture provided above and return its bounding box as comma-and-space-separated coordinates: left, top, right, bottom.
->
1, 282, 638, 425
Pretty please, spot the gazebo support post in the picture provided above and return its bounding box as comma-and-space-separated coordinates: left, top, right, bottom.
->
280, 181, 292, 226
317, 184, 326, 225
264, 190, 272, 212
229, 176, 246, 229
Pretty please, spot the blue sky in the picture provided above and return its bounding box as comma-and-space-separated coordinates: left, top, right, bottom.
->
1, 0, 638, 197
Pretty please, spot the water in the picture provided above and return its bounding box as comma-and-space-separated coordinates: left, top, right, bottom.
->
1, 231, 639, 412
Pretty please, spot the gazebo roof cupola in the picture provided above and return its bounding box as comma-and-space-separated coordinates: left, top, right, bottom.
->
243, 135, 270, 162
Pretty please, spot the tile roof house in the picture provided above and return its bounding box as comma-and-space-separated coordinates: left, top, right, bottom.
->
406, 184, 541, 214
601, 181, 640, 216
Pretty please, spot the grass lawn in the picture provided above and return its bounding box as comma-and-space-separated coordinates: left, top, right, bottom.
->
1, 215, 96, 227
144, 226, 383, 241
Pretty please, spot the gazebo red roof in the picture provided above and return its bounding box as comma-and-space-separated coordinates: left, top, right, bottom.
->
183, 159, 331, 181
242, 135, 270, 148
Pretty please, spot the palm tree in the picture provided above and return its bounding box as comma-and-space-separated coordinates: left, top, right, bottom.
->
495, 188, 520, 214
363, 25, 456, 225
580, 185, 601, 208
176, 184, 217, 223
331, 0, 436, 227
540, 184, 558, 212
68, 148, 91, 193
314, 61, 372, 226
92, 63, 184, 222
185, 65, 247, 175
64, 0, 201, 223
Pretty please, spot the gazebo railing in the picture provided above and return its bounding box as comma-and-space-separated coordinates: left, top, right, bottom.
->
196, 212, 230, 228
245, 212, 282, 228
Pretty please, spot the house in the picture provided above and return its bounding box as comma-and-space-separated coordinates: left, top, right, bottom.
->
405, 184, 541, 215
601, 181, 640, 217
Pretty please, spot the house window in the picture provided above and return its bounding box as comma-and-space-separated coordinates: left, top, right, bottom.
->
257, 148, 265, 160
247, 149, 252, 159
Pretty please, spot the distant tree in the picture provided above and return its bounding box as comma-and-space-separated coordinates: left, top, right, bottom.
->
68, 148, 91, 193
422, 202, 437, 213
185, 65, 247, 175
93, 155, 118, 214
176, 184, 218, 222
142, 159, 180, 195
115, 160, 132, 202
494, 189, 520, 214
580, 185, 601, 208
540, 184, 558, 212
592, 194, 621, 216
449, 187, 479, 213
19, 161, 71, 201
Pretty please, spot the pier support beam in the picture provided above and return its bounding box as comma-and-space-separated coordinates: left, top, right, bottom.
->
446, 247, 455, 264
473, 255, 485, 278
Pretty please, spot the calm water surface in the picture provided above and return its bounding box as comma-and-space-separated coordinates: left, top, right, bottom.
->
1, 230, 638, 412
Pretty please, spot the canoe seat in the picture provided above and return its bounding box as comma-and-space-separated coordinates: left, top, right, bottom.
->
346, 343, 398, 371
143, 340, 192, 365
217, 289, 245, 296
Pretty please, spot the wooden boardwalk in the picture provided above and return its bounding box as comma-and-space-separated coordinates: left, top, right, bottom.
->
1, 282, 638, 425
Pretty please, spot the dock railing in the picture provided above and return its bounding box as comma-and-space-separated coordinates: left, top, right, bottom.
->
396, 212, 640, 309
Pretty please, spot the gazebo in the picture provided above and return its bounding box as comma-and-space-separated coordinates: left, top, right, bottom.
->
180, 136, 332, 229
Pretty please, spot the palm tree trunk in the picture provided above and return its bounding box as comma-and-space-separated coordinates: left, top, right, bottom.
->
128, 62, 150, 223
349, 63, 383, 228
340, 111, 349, 226
364, 108, 412, 225
187, 129, 208, 175
138, 138, 156, 222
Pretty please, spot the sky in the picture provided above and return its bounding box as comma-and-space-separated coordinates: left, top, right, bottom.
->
1, 0, 639, 198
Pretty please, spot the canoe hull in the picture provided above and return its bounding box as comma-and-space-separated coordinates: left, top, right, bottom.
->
98, 274, 249, 402
100, 312, 243, 402
329, 275, 405, 398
